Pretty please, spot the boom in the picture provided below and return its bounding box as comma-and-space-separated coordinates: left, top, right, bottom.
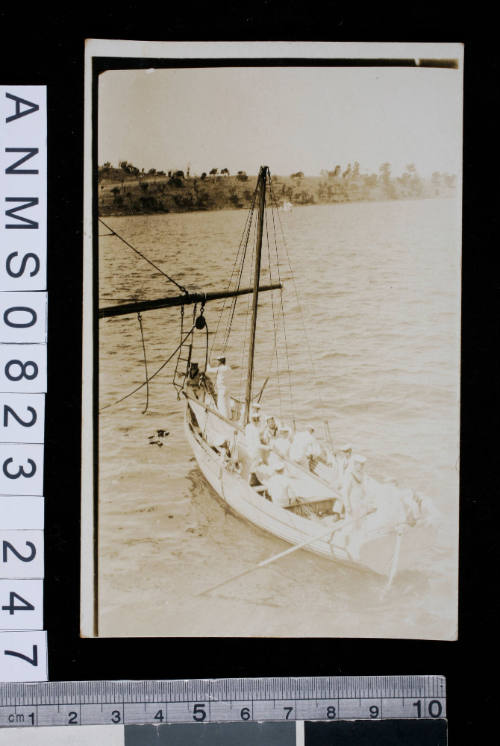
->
99, 283, 282, 319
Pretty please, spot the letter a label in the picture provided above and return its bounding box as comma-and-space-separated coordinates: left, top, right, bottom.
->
0, 87, 46, 291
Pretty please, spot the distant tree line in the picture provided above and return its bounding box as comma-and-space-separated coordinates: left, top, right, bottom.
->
98, 160, 456, 216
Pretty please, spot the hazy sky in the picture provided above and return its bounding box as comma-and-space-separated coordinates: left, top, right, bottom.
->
98, 66, 462, 177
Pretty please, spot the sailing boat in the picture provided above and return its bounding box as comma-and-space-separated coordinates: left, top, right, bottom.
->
99, 166, 437, 583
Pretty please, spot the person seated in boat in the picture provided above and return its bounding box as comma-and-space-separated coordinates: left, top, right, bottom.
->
245, 411, 263, 472
254, 438, 274, 482
289, 424, 321, 469
308, 438, 329, 473
261, 415, 278, 445
268, 423, 292, 468
206, 355, 232, 419
265, 461, 296, 507
218, 436, 241, 474
312, 446, 340, 485
250, 401, 263, 422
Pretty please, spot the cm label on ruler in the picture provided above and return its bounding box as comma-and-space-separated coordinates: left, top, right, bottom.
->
0, 86, 48, 682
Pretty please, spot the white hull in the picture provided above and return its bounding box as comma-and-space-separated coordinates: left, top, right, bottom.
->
184, 398, 404, 576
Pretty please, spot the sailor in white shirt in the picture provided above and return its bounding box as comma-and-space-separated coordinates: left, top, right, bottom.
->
244, 411, 262, 466
265, 461, 296, 507
268, 423, 292, 468
206, 355, 232, 419
289, 424, 321, 466
335, 444, 353, 486
343, 454, 367, 519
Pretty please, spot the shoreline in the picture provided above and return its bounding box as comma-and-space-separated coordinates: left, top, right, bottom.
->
99, 193, 456, 218
98, 171, 456, 218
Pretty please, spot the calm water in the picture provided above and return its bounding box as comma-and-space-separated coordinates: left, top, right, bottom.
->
97, 198, 460, 639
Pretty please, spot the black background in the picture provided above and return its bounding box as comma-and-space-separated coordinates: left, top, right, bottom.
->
0, 7, 495, 746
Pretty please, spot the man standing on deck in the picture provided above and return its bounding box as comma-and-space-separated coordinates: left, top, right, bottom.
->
275, 424, 292, 455
206, 355, 232, 419
342, 454, 368, 560
343, 454, 367, 520
335, 444, 353, 487
265, 461, 296, 507
289, 424, 321, 468
245, 410, 264, 479
186, 362, 202, 397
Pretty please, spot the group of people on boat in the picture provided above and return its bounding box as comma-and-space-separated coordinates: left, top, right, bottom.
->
186, 357, 434, 534
243, 403, 370, 518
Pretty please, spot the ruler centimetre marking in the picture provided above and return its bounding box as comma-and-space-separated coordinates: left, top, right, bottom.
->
0, 676, 446, 728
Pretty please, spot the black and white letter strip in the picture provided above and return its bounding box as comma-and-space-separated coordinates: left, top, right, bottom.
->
0, 86, 47, 681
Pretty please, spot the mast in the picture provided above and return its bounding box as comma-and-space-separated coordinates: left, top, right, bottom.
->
244, 165, 268, 425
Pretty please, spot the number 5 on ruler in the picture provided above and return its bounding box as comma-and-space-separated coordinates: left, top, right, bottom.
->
0, 631, 47, 681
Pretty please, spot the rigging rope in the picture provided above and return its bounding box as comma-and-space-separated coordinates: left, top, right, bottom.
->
264, 200, 283, 422
99, 322, 196, 412
237, 214, 256, 398
268, 174, 332, 446
98, 217, 189, 295
137, 312, 150, 414
210, 177, 261, 360
268, 175, 295, 427
221, 199, 256, 355
210, 185, 258, 357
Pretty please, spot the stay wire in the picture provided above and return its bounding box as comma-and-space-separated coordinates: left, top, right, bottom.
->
264, 200, 283, 421
238, 215, 257, 398
221, 185, 259, 355
210, 182, 259, 357
99, 322, 196, 412
268, 175, 296, 426
137, 312, 150, 414
269, 175, 331, 447
98, 217, 189, 295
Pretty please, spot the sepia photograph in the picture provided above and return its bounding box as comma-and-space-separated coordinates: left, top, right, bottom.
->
82, 42, 462, 639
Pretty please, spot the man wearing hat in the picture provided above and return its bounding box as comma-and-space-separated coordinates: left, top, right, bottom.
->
273, 424, 292, 460
335, 444, 353, 485
185, 361, 202, 397
206, 355, 232, 419
244, 409, 263, 474
264, 461, 296, 507
261, 415, 278, 444
289, 424, 321, 469
343, 453, 367, 520
341, 454, 369, 559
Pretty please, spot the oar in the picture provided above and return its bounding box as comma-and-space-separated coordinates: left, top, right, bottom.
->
380, 529, 403, 598
197, 514, 360, 596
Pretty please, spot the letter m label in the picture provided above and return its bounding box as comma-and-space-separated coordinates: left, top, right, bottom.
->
5, 197, 39, 229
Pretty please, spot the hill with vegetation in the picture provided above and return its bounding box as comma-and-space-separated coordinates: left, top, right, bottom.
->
98, 162, 457, 217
